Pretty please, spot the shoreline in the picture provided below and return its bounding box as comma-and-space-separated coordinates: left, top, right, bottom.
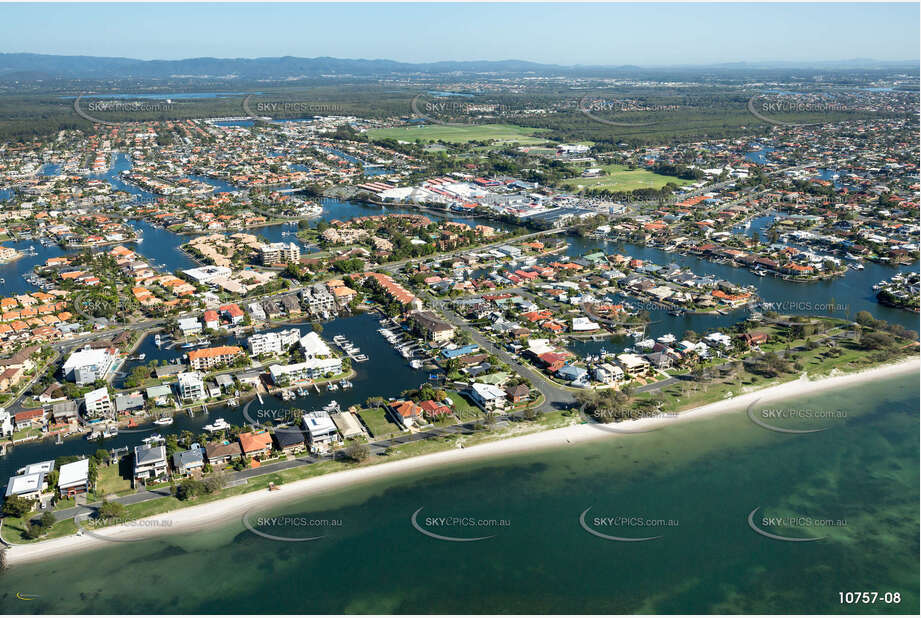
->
5, 356, 919, 567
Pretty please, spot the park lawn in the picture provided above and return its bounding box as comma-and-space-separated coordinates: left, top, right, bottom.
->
367, 123, 550, 145
358, 407, 406, 439
560, 164, 694, 192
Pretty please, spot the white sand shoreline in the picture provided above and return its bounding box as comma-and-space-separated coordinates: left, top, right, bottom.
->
5, 357, 918, 567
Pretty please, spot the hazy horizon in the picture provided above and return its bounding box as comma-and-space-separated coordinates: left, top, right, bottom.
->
0, 2, 918, 66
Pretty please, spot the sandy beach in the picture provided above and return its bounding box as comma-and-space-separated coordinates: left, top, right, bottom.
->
5, 356, 918, 567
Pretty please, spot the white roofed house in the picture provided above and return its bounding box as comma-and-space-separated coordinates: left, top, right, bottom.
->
302, 410, 340, 453
468, 382, 507, 411
5, 460, 54, 503
84, 387, 114, 419
177, 317, 203, 337
58, 458, 90, 497
177, 371, 205, 401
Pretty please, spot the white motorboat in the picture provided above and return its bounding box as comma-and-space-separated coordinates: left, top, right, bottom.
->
204, 418, 231, 433
153, 416, 174, 426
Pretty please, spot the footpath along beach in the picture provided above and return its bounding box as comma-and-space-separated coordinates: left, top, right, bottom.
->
5, 356, 919, 567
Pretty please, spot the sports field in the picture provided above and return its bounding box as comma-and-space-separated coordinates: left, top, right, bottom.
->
559, 164, 694, 192
367, 123, 550, 144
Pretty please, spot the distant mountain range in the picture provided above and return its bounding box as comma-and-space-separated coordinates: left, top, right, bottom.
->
0, 52, 916, 80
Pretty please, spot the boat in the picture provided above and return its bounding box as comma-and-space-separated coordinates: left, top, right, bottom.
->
657, 333, 677, 344
410, 359, 423, 369
296, 387, 308, 397
280, 390, 294, 401
327, 382, 339, 391
153, 416, 174, 426
142, 434, 164, 445
339, 379, 352, 389
636, 338, 656, 350
204, 418, 231, 433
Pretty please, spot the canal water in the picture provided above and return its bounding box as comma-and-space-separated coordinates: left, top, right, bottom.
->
0, 312, 430, 481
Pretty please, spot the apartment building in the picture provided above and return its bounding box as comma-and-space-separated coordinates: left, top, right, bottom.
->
62, 345, 117, 385
247, 328, 300, 356
187, 346, 243, 371
260, 242, 301, 265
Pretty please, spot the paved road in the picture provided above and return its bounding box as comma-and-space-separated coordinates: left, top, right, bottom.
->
421, 291, 573, 412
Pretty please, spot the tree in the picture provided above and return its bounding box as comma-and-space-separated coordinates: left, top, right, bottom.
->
1, 495, 34, 518
344, 441, 371, 463
96, 500, 126, 520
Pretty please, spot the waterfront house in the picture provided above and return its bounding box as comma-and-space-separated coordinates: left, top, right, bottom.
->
172, 448, 205, 477
177, 317, 203, 337
301, 411, 339, 450
468, 383, 507, 411
593, 362, 624, 384
204, 441, 243, 467
177, 372, 205, 401
51, 400, 79, 427
557, 364, 589, 383
115, 392, 145, 415
145, 384, 173, 406
419, 399, 451, 420
616, 353, 651, 376
389, 400, 423, 428
133, 444, 168, 484
83, 387, 114, 419
239, 430, 274, 459
5, 470, 48, 502
273, 428, 307, 455
330, 411, 364, 439
58, 458, 90, 496
13, 408, 46, 431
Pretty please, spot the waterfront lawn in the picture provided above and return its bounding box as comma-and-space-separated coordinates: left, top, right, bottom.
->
559, 164, 694, 192
358, 407, 406, 439
367, 124, 550, 145
95, 462, 134, 498
447, 390, 482, 420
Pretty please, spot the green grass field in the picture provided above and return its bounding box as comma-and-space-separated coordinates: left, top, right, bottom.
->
358, 407, 406, 439
367, 123, 550, 145
560, 164, 694, 192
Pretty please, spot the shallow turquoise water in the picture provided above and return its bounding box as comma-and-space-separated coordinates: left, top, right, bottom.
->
1, 373, 918, 614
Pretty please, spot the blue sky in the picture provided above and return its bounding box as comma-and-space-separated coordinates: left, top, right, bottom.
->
1, 3, 918, 65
